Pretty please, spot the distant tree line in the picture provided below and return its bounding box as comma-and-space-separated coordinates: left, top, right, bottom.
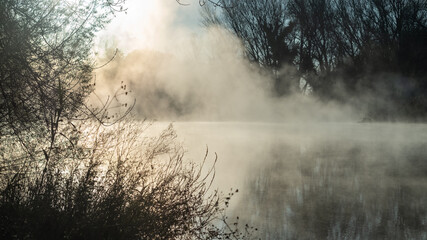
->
202, 0, 427, 121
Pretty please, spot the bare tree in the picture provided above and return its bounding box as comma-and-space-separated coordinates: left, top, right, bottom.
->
201, 0, 298, 95
0, 1, 259, 239
0, 0, 128, 136
287, 0, 427, 119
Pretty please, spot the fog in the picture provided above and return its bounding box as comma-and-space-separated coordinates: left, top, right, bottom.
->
94, 0, 359, 122
94, 1, 427, 239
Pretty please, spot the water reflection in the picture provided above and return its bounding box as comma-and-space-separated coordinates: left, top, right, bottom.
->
172, 122, 427, 239
235, 141, 427, 239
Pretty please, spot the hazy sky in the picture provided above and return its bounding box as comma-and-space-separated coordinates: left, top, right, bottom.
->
96, 0, 203, 54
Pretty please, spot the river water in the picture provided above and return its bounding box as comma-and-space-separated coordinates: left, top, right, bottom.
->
168, 122, 427, 239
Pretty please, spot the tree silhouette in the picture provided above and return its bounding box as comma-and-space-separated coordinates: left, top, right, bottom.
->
0, 1, 258, 239
201, 0, 297, 95
203, 0, 427, 120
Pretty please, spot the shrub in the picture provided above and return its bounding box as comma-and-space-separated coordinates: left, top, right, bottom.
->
0, 120, 256, 239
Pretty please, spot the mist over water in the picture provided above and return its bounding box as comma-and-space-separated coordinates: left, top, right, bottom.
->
95, 29, 359, 122
172, 122, 427, 239
94, 1, 358, 122
95, 1, 427, 239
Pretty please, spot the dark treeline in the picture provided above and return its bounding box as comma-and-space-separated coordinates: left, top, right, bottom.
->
202, 0, 427, 121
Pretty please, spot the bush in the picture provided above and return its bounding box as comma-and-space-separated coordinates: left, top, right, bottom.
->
0, 120, 256, 239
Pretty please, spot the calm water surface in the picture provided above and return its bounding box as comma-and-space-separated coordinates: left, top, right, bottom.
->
168, 122, 427, 239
